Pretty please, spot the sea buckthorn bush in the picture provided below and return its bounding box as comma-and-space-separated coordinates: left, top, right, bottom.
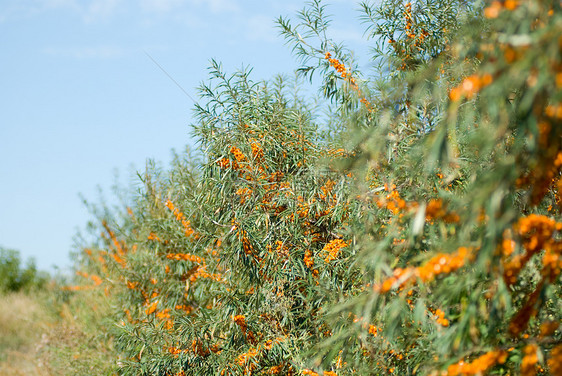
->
68, 1, 562, 375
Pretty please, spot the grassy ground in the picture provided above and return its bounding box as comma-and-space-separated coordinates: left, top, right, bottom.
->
0, 291, 52, 375
0, 288, 118, 376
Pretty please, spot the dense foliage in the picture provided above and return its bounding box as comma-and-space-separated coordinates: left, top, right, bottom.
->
0, 247, 48, 293
68, 1, 562, 375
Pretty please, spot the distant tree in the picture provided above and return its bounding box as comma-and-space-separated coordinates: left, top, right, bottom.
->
0, 247, 48, 293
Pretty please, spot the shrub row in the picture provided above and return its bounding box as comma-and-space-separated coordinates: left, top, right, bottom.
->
69, 1, 562, 375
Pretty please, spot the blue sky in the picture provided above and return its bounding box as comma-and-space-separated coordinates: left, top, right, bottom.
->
0, 0, 371, 272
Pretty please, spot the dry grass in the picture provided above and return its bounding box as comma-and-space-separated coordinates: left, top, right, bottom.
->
0, 288, 118, 376
0, 292, 52, 376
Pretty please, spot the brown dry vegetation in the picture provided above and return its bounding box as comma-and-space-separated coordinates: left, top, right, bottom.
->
0, 292, 52, 376
0, 289, 116, 376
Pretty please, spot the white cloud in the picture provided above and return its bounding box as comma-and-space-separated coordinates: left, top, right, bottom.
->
0, 1, 38, 22
140, 0, 186, 13
206, 0, 238, 13
42, 45, 127, 59
328, 27, 367, 45
245, 14, 278, 42
140, 0, 239, 14
186, 0, 238, 13
83, 0, 122, 22
42, 0, 78, 9
0, 0, 241, 24
0, 0, 124, 23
